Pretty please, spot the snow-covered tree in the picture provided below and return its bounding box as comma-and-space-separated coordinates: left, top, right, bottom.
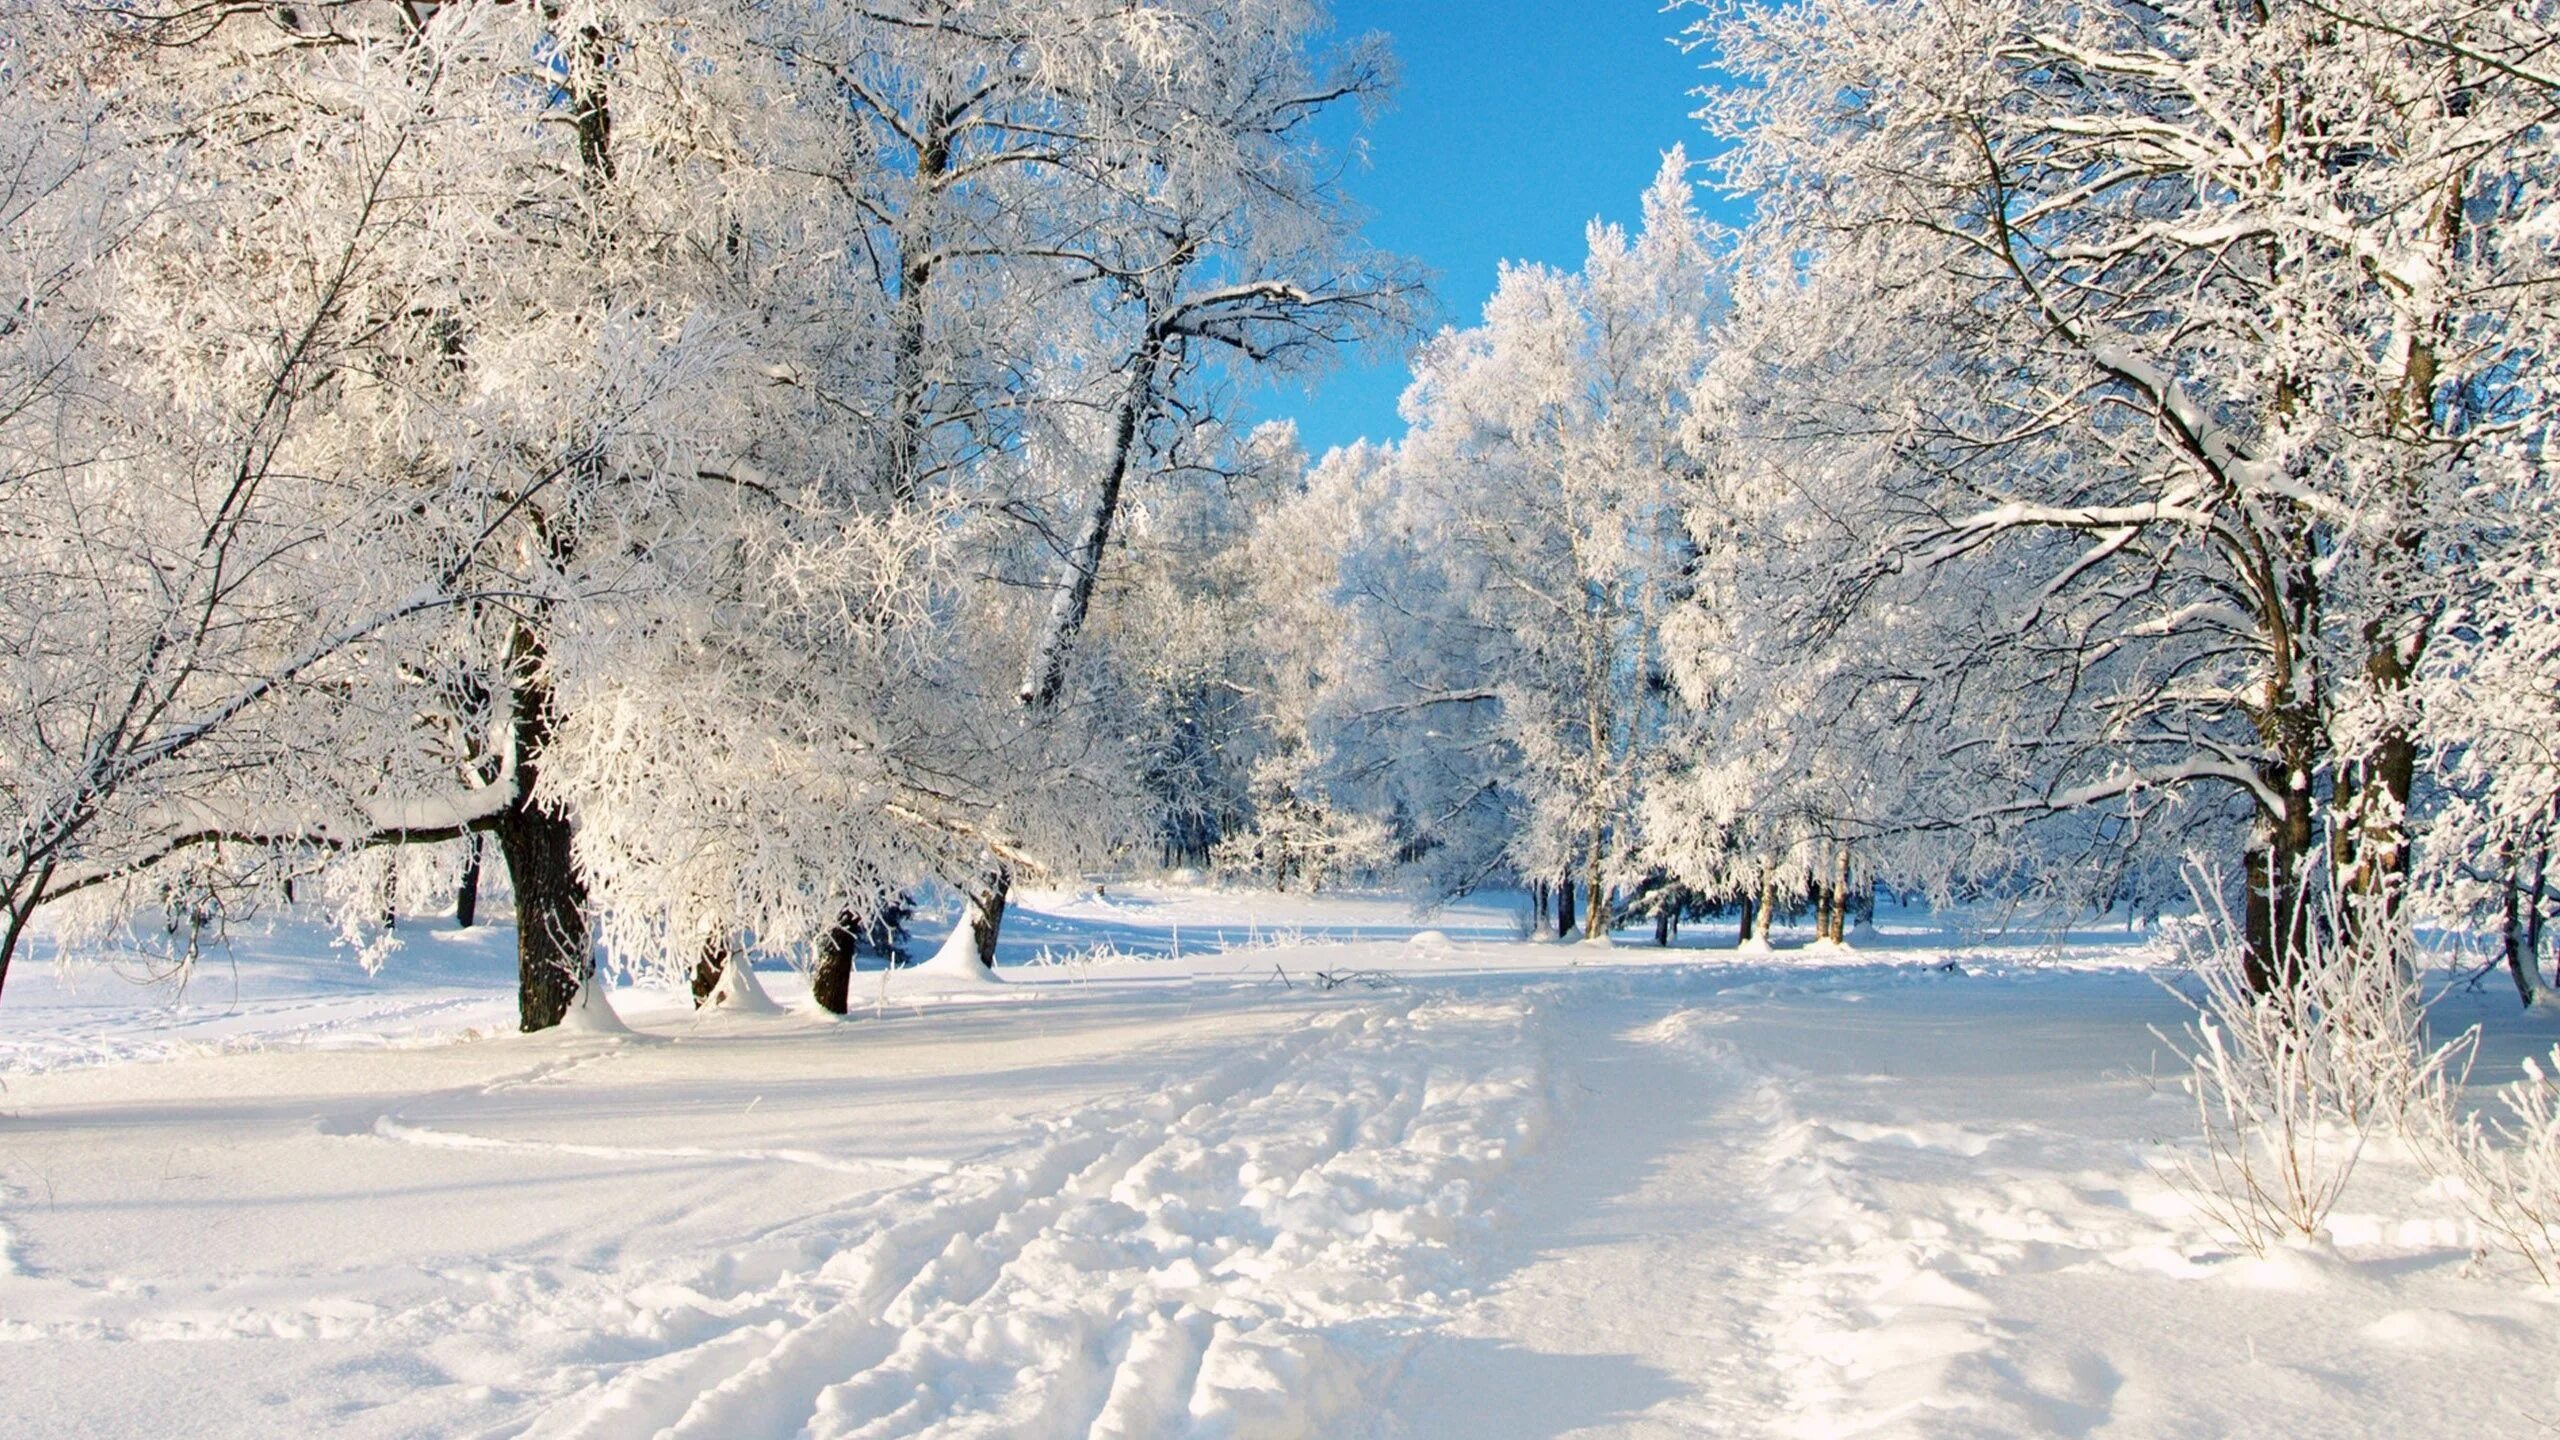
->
1690, 0, 2560, 982
1285, 155, 1717, 932
0, 2, 572, 999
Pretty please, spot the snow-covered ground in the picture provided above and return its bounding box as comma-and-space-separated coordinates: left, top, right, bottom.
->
6, 889, 2560, 1438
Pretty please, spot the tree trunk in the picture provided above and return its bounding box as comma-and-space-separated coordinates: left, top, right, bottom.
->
965, 870, 1009, 969
2340, 677, 2417, 952
1759, 876, 1780, 947
455, 834, 482, 929
1655, 907, 1672, 947
2531, 841, 2550, 995
0, 865, 44, 1007
1827, 848, 1852, 943
690, 932, 731, 1007
883, 96, 958, 504
496, 788, 587, 1032
2340, 181, 2455, 953
2505, 841, 2540, 1009
812, 910, 858, 1015
495, 644, 589, 1033
2241, 768, 2313, 997
1583, 836, 1608, 942
1020, 335, 1171, 711
1556, 873, 1577, 938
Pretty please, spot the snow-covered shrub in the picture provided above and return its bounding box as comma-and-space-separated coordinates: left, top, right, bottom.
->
2430, 1052, 2560, 1284
2166, 880, 2473, 1254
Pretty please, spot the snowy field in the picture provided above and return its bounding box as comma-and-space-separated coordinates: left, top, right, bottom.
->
6, 889, 2560, 1439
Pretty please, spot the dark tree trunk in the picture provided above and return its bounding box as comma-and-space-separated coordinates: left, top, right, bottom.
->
455, 835, 482, 929
0, 867, 43, 1006
495, 642, 588, 1033
496, 791, 587, 1032
1655, 907, 1672, 947
1738, 892, 1757, 946
883, 96, 958, 504
691, 932, 731, 1007
1556, 874, 1577, 938
2531, 841, 2551, 994
2241, 763, 2315, 996
813, 910, 858, 1015
0, 853, 61, 1002
2506, 845, 2537, 1009
2505, 837, 2552, 1010
966, 870, 1008, 969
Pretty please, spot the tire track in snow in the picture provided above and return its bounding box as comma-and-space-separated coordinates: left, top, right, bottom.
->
495, 991, 1553, 1440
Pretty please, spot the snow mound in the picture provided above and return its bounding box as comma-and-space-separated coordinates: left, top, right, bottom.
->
707, 959, 784, 1015
2362, 1307, 2533, 1351
557, 977, 633, 1036
879, 924, 1008, 999
1402, 929, 1456, 962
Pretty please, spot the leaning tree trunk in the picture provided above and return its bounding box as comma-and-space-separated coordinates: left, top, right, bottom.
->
0, 860, 50, 1006
954, 334, 1178, 974
2532, 841, 2552, 1003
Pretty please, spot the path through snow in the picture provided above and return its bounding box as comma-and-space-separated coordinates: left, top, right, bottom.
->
8, 891, 2560, 1436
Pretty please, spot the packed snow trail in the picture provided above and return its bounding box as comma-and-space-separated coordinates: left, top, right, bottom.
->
1383, 964, 2560, 1438
507, 992, 1550, 1440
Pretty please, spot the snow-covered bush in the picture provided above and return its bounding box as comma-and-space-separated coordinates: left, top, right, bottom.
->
2166, 878, 2473, 1254
2436, 1051, 2560, 1284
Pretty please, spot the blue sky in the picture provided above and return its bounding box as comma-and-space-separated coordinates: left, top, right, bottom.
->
1266, 0, 1727, 457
